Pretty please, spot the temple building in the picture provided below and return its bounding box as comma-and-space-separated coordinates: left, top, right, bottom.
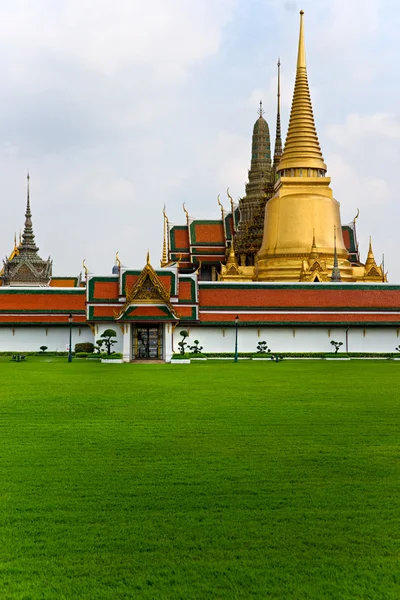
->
0, 11, 398, 359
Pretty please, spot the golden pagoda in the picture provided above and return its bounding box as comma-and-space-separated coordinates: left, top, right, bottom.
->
257, 10, 356, 282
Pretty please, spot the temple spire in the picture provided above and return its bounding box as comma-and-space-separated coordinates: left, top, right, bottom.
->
309, 229, 319, 259
365, 237, 377, 268
273, 58, 283, 169
277, 10, 327, 173
331, 227, 342, 282
20, 172, 38, 253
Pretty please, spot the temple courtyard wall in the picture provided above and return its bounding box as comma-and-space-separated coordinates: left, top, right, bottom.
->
172, 326, 400, 358
0, 323, 399, 356
0, 326, 94, 353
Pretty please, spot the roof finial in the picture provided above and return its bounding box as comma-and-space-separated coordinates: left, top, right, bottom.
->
161, 205, 168, 267
227, 188, 235, 233
298, 11, 306, 69
331, 226, 342, 282
217, 194, 224, 219
26, 172, 31, 213
115, 251, 121, 269
257, 100, 265, 117
182, 202, 189, 225
146, 250, 150, 265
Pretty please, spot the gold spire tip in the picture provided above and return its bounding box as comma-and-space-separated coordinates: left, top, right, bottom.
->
297, 10, 306, 69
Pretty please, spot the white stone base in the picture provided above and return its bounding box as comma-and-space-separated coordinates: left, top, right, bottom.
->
101, 359, 124, 363
170, 359, 191, 364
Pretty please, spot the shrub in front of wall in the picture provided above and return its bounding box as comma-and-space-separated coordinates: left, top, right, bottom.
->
75, 342, 94, 354
172, 353, 191, 360
75, 352, 89, 358
101, 352, 123, 360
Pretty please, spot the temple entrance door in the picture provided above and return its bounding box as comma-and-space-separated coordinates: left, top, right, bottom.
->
133, 325, 163, 360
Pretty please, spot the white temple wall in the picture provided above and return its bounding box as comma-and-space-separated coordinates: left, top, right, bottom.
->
173, 326, 400, 355
0, 326, 94, 352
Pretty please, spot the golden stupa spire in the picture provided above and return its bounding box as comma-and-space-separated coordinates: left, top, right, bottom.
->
277, 10, 327, 173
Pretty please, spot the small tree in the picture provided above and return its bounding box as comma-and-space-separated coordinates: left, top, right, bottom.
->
256, 341, 271, 354
395, 345, 400, 353
189, 340, 203, 354
101, 329, 118, 355
330, 340, 343, 354
178, 330, 189, 355
39, 346, 48, 353
95, 339, 104, 353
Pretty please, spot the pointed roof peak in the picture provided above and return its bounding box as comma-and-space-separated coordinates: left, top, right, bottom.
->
366, 236, 376, 267
257, 100, 265, 118
277, 11, 327, 173
20, 173, 38, 253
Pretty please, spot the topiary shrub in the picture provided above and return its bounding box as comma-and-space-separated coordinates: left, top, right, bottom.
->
75, 352, 89, 358
100, 329, 118, 355
189, 339, 203, 354
75, 342, 94, 354
39, 346, 48, 353
330, 341, 343, 354
178, 331, 189, 354
256, 341, 271, 354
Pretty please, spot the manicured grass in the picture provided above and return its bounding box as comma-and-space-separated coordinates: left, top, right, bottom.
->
1, 358, 399, 599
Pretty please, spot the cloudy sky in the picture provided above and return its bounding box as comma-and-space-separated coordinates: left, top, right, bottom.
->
1, 0, 399, 280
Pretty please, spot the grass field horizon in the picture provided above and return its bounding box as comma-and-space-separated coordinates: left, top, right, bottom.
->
1, 358, 399, 599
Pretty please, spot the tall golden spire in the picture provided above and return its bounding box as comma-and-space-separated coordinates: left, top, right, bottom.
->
277, 10, 326, 173
273, 58, 283, 169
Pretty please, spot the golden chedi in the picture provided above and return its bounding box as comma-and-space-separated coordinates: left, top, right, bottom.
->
257, 11, 354, 282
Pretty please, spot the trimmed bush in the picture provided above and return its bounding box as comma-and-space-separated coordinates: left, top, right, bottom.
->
75, 342, 94, 354
102, 353, 123, 360
75, 352, 89, 358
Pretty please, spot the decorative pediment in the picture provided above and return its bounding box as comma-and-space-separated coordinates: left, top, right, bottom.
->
310, 261, 324, 273
117, 256, 177, 320
127, 261, 170, 304
3, 254, 52, 285
300, 258, 329, 282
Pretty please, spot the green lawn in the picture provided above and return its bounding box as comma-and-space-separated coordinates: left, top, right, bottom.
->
1, 358, 399, 599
